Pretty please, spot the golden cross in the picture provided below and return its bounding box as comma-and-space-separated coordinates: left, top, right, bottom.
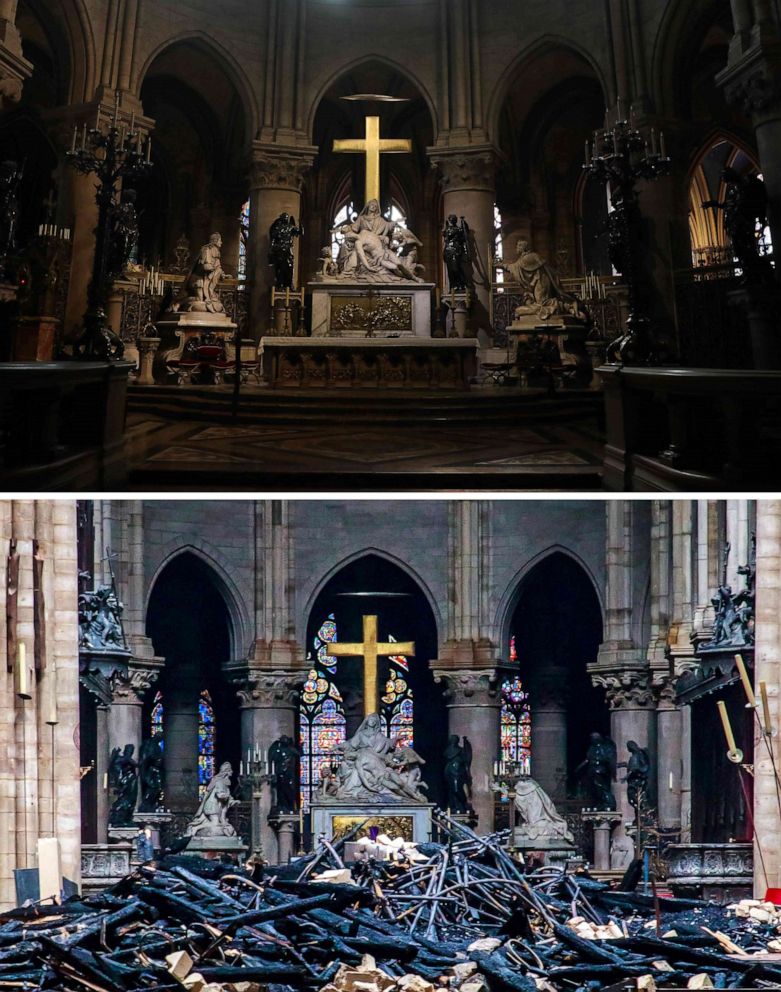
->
326, 614, 415, 718
333, 116, 412, 206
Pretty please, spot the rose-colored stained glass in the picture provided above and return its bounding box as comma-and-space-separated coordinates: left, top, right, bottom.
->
501, 674, 531, 775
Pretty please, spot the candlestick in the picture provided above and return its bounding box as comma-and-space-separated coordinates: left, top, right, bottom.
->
735, 654, 756, 708
46, 669, 58, 726
103, 772, 108, 790
71, 125, 77, 153
717, 700, 738, 755
668, 772, 674, 791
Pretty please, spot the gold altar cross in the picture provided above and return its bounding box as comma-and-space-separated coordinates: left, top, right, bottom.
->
326, 614, 415, 717
333, 116, 412, 206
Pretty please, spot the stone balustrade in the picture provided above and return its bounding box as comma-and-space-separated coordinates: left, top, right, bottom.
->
665, 842, 753, 904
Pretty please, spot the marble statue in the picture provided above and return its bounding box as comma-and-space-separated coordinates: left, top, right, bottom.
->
442, 214, 470, 292
619, 740, 651, 810
610, 825, 635, 870
78, 585, 126, 651
321, 199, 425, 284
576, 732, 617, 810
269, 734, 301, 812
138, 734, 164, 813
185, 761, 238, 838
513, 776, 575, 845
443, 735, 472, 812
268, 212, 302, 289
500, 239, 587, 322
327, 713, 428, 803
177, 232, 226, 313
108, 744, 138, 826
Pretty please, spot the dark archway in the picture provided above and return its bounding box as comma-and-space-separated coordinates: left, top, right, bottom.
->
303, 553, 446, 807
145, 552, 240, 817
506, 552, 606, 805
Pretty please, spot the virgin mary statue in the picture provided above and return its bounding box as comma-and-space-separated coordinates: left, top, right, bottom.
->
330, 713, 427, 802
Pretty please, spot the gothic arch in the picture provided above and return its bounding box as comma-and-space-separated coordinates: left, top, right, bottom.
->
134, 31, 259, 141
146, 543, 251, 661
494, 545, 605, 654
487, 35, 610, 147
687, 127, 758, 183
306, 53, 439, 145
16, 0, 94, 105
300, 547, 443, 648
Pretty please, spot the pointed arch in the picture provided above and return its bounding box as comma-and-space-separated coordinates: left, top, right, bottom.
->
134, 31, 259, 141
300, 547, 443, 649
494, 545, 605, 655
487, 35, 610, 147
146, 543, 251, 661
306, 53, 439, 144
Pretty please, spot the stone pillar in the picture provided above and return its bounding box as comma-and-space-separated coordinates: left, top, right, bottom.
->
754, 500, 781, 895
599, 674, 657, 821
275, 817, 297, 863
108, 668, 159, 811
428, 147, 498, 343
95, 704, 110, 844
162, 677, 200, 815
60, 163, 99, 339
529, 673, 568, 803
236, 673, 304, 860
0, 0, 31, 110
655, 680, 682, 831
248, 146, 315, 339
433, 670, 500, 831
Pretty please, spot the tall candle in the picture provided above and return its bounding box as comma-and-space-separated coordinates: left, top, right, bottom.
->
761, 680, 773, 736
735, 654, 756, 708
15, 643, 31, 699
71, 125, 77, 153
46, 668, 58, 726
717, 700, 737, 754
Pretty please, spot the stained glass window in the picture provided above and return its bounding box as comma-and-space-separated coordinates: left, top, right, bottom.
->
382, 633, 413, 748
238, 200, 250, 282
501, 674, 531, 774
151, 691, 164, 749
198, 691, 216, 798
300, 666, 345, 810
494, 204, 504, 284
314, 614, 338, 672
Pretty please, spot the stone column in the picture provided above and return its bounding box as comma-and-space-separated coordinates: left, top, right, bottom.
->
108, 668, 159, 811
236, 673, 305, 859
754, 500, 781, 894
59, 156, 100, 338
247, 146, 315, 339
0, 0, 31, 110
428, 146, 498, 342
597, 673, 657, 821
162, 677, 200, 815
655, 680, 682, 831
95, 704, 110, 843
433, 670, 500, 831
529, 673, 568, 803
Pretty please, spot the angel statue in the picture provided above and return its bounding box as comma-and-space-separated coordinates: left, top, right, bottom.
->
108, 744, 138, 826
443, 734, 472, 813
443, 215, 470, 292
575, 732, 617, 810
185, 762, 238, 838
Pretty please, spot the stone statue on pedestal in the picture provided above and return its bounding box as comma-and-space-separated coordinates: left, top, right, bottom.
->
323, 199, 425, 284
185, 761, 238, 838
500, 239, 587, 322
513, 776, 574, 845
443, 734, 472, 812
269, 734, 301, 812
78, 586, 126, 651
442, 215, 470, 292
138, 734, 164, 813
327, 713, 428, 803
108, 744, 138, 826
176, 232, 227, 313
618, 740, 650, 810
268, 213, 302, 290
576, 732, 617, 810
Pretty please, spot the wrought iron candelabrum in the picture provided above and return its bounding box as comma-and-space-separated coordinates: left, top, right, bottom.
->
66, 91, 152, 360
239, 745, 272, 861
584, 109, 672, 365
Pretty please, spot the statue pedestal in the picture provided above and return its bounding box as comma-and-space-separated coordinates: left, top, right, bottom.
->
108, 826, 137, 845
443, 292, 472, 338
581, 810, 623, 870
183, 836, 248, 861
308, 281, 435, 338
132, 811, 172, 853
269, 812, 299, 864
310, 803, 434, 845
511, 830, 576, 866
507, 315, 592, 381
153, 310, 237, 382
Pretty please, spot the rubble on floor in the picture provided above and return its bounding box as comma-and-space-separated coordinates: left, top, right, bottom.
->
2, 817, 781, 991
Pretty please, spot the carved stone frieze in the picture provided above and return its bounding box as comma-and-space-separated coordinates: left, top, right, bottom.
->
718, 43, 781, 116
592, 670, 656, 710
250, 148, 316, 193
109, 666, 160, 704
234, 671, 306, 709
429, 146, 498, 193
432, 668, 500, 703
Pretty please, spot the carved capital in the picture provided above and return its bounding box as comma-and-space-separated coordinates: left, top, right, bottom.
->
718, 41, 781, 116
592, 670, 655, 710
428, 145, 498, 193
79, 669, 113, 707
109, 666, 159, 704
234, 670, 306, 709
432, 667, 500, 703
250, 146, 316, 193
653, 674, 679, 710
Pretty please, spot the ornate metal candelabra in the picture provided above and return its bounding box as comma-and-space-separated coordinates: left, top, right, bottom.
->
491, 758, 526, 844
66, 92, 152, 360
239, 745, 271, 861
584, 109, 672, 365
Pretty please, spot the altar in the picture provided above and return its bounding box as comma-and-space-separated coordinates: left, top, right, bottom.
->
310, 803, 434, 845
309, 281, 435, 338
260, 337, 477, 389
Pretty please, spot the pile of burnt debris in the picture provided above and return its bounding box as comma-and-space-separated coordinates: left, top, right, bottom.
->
2, 820, 781, 992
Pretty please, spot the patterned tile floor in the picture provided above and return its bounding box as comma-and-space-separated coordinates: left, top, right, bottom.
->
125, 413, 605, 491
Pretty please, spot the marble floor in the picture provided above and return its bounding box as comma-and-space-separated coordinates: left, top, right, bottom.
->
124, 411, 606, 491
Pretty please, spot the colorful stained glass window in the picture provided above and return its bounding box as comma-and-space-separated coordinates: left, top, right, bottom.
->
238, 200, 250, 282
314, 614, 339, 672
198, 690, 216, 798
300, 665, 345, 810
501, 674, 531, 774
151, 691, 164, 749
